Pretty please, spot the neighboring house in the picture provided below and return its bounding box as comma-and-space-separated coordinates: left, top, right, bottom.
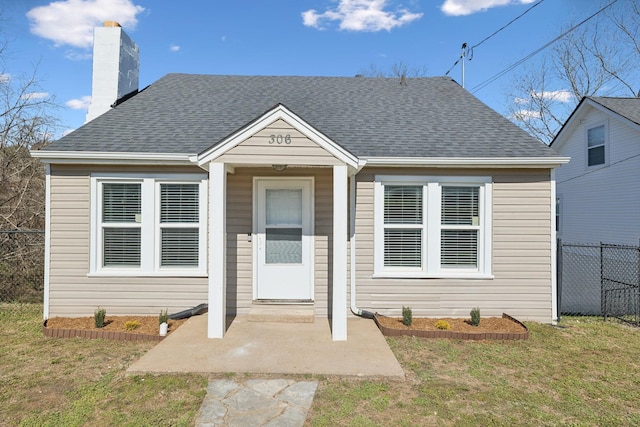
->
551, 97, 640, 246
32, 24, 568, 340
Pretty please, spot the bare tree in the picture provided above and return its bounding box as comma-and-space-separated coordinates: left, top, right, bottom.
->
359, 60, 429, 78
507, 1, 640, 143
0, 27, 56, 301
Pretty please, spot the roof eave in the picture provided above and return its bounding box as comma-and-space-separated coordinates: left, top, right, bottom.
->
363, 156, 571, 168
29, 150, 196, 165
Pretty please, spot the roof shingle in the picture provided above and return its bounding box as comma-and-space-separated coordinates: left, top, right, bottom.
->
45, 74, 558, 158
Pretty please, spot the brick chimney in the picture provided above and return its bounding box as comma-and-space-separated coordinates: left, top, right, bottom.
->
85, 21, 139, 123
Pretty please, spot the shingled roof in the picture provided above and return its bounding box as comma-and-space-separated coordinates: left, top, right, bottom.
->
588, 97, 640, 127
44, 73, 557, 159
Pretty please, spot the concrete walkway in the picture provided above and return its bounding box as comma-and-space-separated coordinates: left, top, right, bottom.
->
196, 379, 317, 427
127, 314, 405, 378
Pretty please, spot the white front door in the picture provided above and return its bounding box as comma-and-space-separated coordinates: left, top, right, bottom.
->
255, 178, 313, 301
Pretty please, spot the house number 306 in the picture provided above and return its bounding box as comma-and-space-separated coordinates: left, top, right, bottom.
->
269, 134, 292, 144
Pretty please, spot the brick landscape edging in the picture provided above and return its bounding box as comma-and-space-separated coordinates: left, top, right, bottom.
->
374, 313, 529, 340
42, 320, 165, 342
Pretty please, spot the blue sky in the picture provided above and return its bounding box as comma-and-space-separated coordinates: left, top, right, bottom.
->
2, 0, 589, 137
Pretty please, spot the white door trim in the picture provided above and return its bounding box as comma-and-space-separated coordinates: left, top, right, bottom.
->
252, 177, 315, 301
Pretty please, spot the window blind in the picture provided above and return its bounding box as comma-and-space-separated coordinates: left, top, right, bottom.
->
384, 185, 422, 224
442, 186, 478, 225
103, 183, 141, 223
441, 230, 478, 267
160, 183, 200, 267
384, 229, 422, 267
103, 228, 141, 266
161, 229, 199, 266
160, 184, 199, 223
441, 186, 479, 268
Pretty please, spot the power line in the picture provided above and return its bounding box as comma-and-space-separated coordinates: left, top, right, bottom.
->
470, 0, 619, 94
468, 0, 545, 60
444, 0, 545, 76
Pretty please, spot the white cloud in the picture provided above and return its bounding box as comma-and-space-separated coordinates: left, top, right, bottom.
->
302, 0, 423, 32
66, 96, 92, 110
65, 50, 93, 61
27, 0, 145, 49
0, 73, 10, 83
169, 44, 180, 52
515, 89, 574, 104
21, 92, 50, 100
441, 0, 535, 16
512, 109, 541, 119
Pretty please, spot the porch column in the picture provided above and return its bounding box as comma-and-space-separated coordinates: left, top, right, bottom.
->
332, 165, 348, 341
208, 162, 226, 338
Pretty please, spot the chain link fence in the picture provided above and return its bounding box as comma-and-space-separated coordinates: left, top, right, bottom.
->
558, 239, 640, 325
0, 230, 44, 303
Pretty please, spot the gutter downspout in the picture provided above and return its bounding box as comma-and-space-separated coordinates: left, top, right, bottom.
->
350, 172, 374, 319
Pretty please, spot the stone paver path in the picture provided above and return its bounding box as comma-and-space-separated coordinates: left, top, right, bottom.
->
196, 379, 318, 427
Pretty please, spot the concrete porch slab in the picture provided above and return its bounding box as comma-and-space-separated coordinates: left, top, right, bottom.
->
127, 314, 405, 379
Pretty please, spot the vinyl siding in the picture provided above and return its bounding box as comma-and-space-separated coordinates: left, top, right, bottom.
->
225, 167, 333, 317
555, 107, 640, 245
353, 167, 553, 323
217, 119, 342, 165
48, 164, 208, 317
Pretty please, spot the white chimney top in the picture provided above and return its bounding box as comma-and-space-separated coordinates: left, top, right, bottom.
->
85, 21, 139, 123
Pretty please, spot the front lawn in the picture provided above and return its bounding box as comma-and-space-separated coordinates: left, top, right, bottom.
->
2, 303, 639, 426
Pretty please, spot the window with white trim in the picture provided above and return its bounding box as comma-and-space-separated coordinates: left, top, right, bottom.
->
91, 174, 207, 276
587, 124, 606, 166
374, 176, 492, 278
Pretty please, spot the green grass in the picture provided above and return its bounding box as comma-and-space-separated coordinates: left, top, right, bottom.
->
0, 303, 207, 426
3, 304, 640, 426
308, 317, 640, 426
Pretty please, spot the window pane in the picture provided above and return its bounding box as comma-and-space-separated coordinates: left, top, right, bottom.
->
103, 183, 140, 223
384, 229, 422, 267
266, 189, 302, 226
161, 228, 199, 266
103, 228, 141, 266
384, 185, 422, 224
588, 145, 605, 166
441, 230, 478, 268
161, 184, 199, 223
266, 228, 302, 264
442, 186, 479, 225
587, 125, 604, 147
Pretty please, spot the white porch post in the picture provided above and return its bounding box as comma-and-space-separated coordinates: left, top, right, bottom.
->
208, 162, 226, 338
332, 165, 348, 341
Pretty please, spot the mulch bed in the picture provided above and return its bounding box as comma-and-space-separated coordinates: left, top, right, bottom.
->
43, 316, 187, 342
374, 313, 529, 340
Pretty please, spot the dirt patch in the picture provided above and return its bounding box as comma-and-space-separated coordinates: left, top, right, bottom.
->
46, 316, 187, 336
376, 316, 526, 334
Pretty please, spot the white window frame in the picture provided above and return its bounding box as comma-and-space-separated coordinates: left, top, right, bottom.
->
374, 175, 492, 279
585, 122, 608, 168
90, 173, 208, 276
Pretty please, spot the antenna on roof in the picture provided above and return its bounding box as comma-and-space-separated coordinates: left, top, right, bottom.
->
461, 42, 467, 88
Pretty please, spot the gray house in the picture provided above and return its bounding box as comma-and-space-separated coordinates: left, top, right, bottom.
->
32, 24, 568, 340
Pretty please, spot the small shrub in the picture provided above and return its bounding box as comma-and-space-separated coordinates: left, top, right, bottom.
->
470, 307, 481, 327
124, 320, 140, 331
159, 309, 169, 325
94, 307, 106, 328
435, 319, 451, 330
402, 306, 412, 326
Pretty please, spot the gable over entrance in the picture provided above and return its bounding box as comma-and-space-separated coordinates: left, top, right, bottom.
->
196, 104, 359, 168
